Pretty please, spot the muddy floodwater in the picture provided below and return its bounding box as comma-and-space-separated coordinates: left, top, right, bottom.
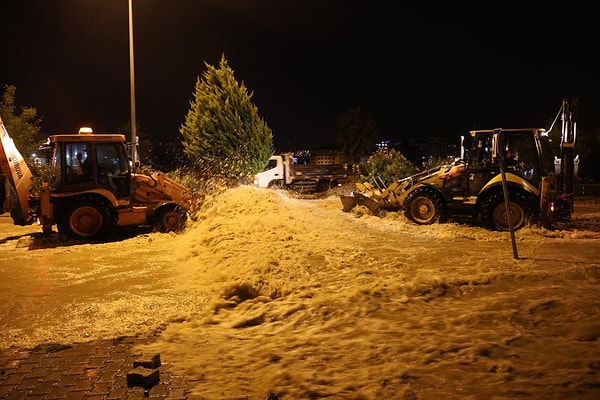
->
2, 187, 600, 399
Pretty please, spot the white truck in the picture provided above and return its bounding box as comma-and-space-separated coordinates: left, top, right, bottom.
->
254, 152, 348, 194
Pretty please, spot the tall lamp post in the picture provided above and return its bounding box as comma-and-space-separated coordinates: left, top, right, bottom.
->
128, 0, 138, 165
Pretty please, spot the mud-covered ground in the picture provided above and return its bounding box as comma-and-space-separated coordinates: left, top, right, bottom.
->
1, 187, 600, 399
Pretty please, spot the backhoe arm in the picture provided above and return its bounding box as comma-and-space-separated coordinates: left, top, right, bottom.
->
0, 117, 35, 225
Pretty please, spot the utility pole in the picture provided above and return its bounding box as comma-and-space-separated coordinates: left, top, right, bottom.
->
128, 0, 138, 165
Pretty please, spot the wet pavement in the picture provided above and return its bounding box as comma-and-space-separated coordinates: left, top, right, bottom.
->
0, 336, 190, 399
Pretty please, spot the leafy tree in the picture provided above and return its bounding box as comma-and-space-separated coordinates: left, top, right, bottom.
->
180, 54, 274, 180
361, 148, 419, 186
336, 107, 379, 167
0, 84, 42, 157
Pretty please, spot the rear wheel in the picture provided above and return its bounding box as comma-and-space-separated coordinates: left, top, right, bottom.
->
57, 199, 112, 240
480, 192, 529, 231
404, 187, 445, 225
154, 204, 187, 233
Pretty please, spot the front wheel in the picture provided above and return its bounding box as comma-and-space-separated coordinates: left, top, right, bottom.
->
404, 187, 445, 225
154, 204, 187, 233
480, 192, 529, 231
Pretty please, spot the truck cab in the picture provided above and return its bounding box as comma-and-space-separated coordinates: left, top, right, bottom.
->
254, 153, 299, 189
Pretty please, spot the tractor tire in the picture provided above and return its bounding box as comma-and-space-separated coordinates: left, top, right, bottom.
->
404, 187, 445, 225
480, 191, 529, 231
57, 199, 113, 240
154, 204, 187, 233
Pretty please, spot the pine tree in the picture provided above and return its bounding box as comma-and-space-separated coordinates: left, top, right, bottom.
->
180, 55, 274, 180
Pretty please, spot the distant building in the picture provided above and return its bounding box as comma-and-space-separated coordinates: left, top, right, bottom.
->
376, 137, 459, 166
290, 137, 460, 168
312, 148, 347, 165
292, 148, 348, 165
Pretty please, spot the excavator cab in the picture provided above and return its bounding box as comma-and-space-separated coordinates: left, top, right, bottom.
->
468, 129, 544, 188
48, 130, 132, 199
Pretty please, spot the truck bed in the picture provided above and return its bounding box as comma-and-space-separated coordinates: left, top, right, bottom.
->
291, 164, 347, 178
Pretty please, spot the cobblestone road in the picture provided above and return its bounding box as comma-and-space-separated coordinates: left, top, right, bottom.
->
0, 336, 189, 399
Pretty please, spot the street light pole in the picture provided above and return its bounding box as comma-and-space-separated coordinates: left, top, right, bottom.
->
128, 0, 138, 165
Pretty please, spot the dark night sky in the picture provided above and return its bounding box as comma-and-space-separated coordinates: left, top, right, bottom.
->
2, 0, 599, 152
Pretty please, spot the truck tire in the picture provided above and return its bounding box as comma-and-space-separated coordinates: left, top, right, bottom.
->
154, 204, 187, 233
480, 191, 528, 231
404, 187, 444, 225
316, 179, 331, 193
57, 199, 112, 240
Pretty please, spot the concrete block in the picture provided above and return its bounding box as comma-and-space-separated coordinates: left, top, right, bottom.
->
133, 353, 161, 369
126, 366, 159, 389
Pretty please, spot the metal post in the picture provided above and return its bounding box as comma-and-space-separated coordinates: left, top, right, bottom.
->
494, 128, 518, 260
128, 0, 138, 165
499, 159, 518, 259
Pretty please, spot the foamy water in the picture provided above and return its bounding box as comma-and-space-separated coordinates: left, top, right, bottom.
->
1, 186, 600, 399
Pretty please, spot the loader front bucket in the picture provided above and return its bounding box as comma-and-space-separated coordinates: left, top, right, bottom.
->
355, 192, 384, 216
340, 194, 358, 212
340, 192, 385, 216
